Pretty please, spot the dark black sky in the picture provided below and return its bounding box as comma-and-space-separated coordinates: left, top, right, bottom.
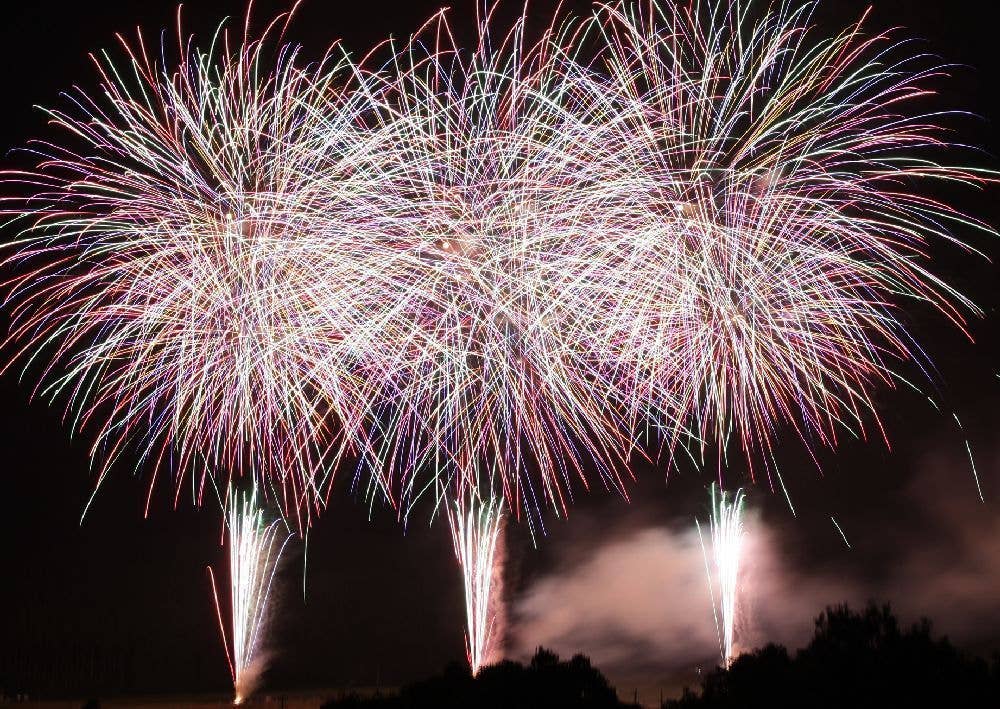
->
0, 0, 998, 701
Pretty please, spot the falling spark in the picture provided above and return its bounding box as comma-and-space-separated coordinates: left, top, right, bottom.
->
210, 486, 291, 705
697, 484, 747, 668
952, 413, 983, 502
831, 516, 851, 549
448, 492, 505, 675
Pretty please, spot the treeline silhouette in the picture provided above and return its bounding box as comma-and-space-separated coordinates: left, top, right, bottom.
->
321, 647, 637, 708
323, 603, 1000, 708
665, 602, 1000, 708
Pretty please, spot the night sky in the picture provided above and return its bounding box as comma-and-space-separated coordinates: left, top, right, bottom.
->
1, 0, 999, 703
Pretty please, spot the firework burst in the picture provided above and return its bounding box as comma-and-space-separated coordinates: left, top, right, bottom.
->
0, 7, 390, 526
565, 0, 994, 484
326, 7, 641, 527
2, 0, 992, 527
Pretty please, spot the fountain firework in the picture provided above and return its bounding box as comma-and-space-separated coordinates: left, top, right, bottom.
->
210, 486, 291, 705
697, 484, 747, 668
448, 492, 506, 675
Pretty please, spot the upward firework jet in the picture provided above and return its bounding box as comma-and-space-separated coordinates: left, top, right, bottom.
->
210, 486, 291, 705
697, 484, 747, 668
448, 492, 505, 675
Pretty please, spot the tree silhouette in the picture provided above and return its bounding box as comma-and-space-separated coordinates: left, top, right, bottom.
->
666, 602, 1000, 708
322, 647, 631, 708
322, 603, 999, 709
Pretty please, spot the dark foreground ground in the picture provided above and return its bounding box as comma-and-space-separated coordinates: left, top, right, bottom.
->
5, 603, 1000, 708
0, 687, 388, 708
0, 694, 334, 708
320, 603, 1000, 709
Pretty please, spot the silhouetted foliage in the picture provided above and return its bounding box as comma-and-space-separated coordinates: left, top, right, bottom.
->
665, 602, 1000, 709
322, 647, 633, 708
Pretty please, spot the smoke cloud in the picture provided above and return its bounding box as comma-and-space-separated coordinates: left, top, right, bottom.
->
508, 514, 855, 700
507, 446, 1000, 703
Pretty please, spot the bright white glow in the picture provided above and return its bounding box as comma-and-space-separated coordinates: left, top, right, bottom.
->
698, 484, 747, 668
449, 493, 505, 675
211, 486, 291, 705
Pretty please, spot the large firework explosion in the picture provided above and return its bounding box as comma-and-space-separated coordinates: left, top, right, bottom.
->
0, 0, 993, 678
0, 6, 392, 527
344, 8, 647, 666
569, 0, 992, 486
3, 0, 989, 520
333, 6, 639, 526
